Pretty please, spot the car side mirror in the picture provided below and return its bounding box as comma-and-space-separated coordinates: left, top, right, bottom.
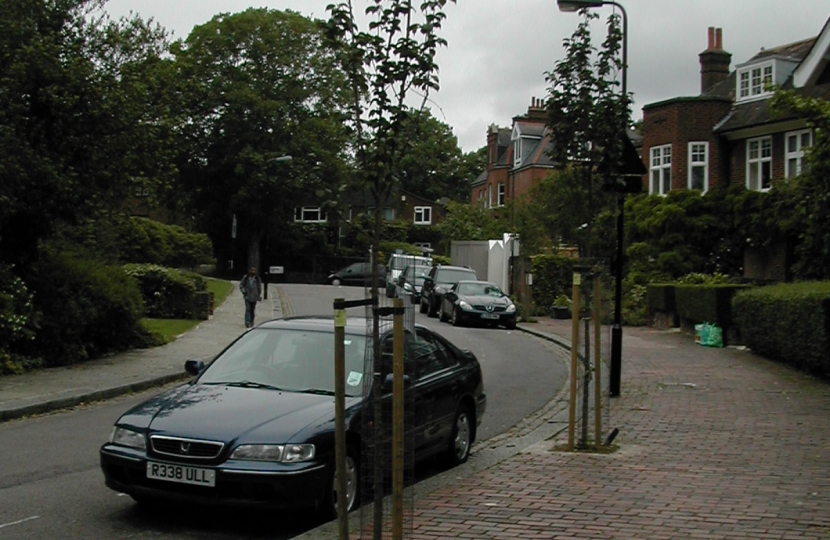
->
185, 359, 205, 376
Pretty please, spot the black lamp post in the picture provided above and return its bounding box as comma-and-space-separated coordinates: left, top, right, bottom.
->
263, 155, 293, 300
556, 0, 627, 397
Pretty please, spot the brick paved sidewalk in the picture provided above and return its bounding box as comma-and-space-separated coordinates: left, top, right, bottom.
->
402, 323, 830, 539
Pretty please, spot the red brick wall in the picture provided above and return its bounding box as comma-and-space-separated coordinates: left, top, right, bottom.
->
642, 100, 732, 191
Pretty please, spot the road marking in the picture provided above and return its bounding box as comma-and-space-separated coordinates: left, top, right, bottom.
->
0, 516, 40, 529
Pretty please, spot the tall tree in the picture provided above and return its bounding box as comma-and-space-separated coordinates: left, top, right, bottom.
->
544, 8, 628, 259
396, 109, 479, 202
172, 8, 351, 273
0, 0, 175, 268
325, 1, 454, 534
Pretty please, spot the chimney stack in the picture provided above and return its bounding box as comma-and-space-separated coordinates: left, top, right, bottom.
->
699, 27, 731, 94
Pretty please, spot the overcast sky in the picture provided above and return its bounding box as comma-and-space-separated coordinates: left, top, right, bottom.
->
103, 0, 830, 153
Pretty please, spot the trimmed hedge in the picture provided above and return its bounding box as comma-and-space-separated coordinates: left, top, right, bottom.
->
646, 283, 676, 314
733, 282, 830, 378
123, 264, 207, 319
675, 284, 751, 329
530, 255, 577, 311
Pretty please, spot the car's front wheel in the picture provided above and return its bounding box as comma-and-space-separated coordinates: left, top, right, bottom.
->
445, 404, 472, 466
439, 303, 449, 322
451, 306, 462, 327
331, 278, 341, 286
324, 445, 359, 520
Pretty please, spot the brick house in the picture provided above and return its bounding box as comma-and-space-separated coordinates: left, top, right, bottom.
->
641, 22, 830, 279
470, 97, 556, 208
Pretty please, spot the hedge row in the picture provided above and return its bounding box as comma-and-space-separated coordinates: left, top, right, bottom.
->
117, 217, 214, 268
530, 255, 577, 311
732, 282, 830, 378
122, 264, 208, 319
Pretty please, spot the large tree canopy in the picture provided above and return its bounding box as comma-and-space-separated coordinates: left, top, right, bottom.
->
0, 0, 175, 266
172, 8, 352, 271
396, 109, 483, 202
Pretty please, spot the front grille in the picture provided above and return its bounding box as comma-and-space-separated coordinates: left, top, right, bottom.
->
471, 304, 506, 313
150, 435, 224, 460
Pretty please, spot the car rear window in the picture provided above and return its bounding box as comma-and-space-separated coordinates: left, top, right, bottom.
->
436, 269, 477, 283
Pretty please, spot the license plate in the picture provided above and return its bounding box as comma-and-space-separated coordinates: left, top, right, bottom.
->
481, 313, 499, 320
147, 461, 216, 487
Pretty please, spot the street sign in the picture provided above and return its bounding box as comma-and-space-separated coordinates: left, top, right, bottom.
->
269, 266, 284, 274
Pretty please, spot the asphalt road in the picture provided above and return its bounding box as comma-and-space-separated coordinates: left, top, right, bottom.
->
0, 284, 568, 540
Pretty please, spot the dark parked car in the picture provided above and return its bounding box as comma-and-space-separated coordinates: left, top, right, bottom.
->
440, 280, 517, 329
420, 264, 478, 317
100, 317, 486, 519
326, 262, 386, 287
393, 263, 432, 304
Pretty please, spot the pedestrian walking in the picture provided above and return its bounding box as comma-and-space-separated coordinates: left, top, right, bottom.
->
240, 266, 262, 328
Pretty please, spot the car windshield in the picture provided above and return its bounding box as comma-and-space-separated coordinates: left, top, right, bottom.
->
458, 283, 502, 296
391, 256, 430, 270
198, 328, 368, 397
404, 265, 432, 284
436, 269, 477, 283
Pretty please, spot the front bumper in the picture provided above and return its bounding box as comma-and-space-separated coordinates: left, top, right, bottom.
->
456, 308, 517, 327
100, 444, 328, 509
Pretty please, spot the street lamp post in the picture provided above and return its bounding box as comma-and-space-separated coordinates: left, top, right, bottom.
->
556, 0, 627, 397
263, 155, 293, 300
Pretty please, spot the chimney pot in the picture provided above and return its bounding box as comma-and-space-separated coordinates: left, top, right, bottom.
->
715, 28, 722, 50
708, 27, 715, 49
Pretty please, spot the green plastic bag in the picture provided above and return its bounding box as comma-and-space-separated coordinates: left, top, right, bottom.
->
695, 322, 723, 348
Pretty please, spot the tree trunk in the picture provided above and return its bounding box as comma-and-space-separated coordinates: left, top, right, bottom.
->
247, 231, 263, 274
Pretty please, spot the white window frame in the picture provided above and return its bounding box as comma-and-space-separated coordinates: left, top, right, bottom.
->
497, 182, 505, 206
687, 142, 709, 191
294, 206, 327, 223
737, 62, 774, 101
785, 129, 812, 178
650, 144, 672, 195
513, 138, 522, 168
746, 136, 772, 191
414, 206, 432, 225
488, 184, 493, 208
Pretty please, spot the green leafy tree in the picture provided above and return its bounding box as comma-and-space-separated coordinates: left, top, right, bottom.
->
172, 8, 351, 273
325, 1, 454, 531
544, 8, 628, 258
770, 90, 830, 279
396, 109, 480, 202
0, 0, 177, 268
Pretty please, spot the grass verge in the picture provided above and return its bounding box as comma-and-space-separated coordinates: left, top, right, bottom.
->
139, 278, 234, 346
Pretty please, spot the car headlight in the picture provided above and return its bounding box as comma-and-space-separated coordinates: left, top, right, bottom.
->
506, 304, 517, 313
230, 444, 315, 463
458, 300, 471, 310
109, 426, 146, 451
403, 282, 414, 292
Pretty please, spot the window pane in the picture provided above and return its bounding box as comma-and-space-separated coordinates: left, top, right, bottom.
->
651, 171, 659, 194
761, 162, 771, 189
787, 135, 797, 153
691, 166, 705, 190
749, 163, 758, 190
662, 170, 671, 194
802, 132, 812, 147
787, 158, 798, 178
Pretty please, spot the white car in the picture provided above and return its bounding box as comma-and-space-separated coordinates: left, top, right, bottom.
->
385, 253, 432, 297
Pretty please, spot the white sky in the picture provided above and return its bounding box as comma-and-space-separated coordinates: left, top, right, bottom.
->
103, 0, 830, 153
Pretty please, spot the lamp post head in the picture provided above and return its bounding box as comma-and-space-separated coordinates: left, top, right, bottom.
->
556, 0, 606, 12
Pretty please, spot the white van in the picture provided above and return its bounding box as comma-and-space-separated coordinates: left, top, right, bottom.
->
385, 253, 432, 297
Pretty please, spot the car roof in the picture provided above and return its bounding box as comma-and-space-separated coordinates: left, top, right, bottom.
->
457, 280, 497, 286
435, 265, 476, 272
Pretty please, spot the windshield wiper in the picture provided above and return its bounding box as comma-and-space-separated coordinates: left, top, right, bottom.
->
223, 380, 283, 391
296, 388, 335, 396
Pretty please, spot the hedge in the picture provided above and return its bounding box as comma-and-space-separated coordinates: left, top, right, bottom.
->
117, 217, 214, 268
530, 255, 577, 310
732, 282, 830, 378
27, 251, 145, 366
123, 264, 207, 319
646, 283, 676, 314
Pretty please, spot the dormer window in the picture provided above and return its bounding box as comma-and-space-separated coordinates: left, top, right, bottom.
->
513, 138, 522, 168
737, 62, 773, 101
